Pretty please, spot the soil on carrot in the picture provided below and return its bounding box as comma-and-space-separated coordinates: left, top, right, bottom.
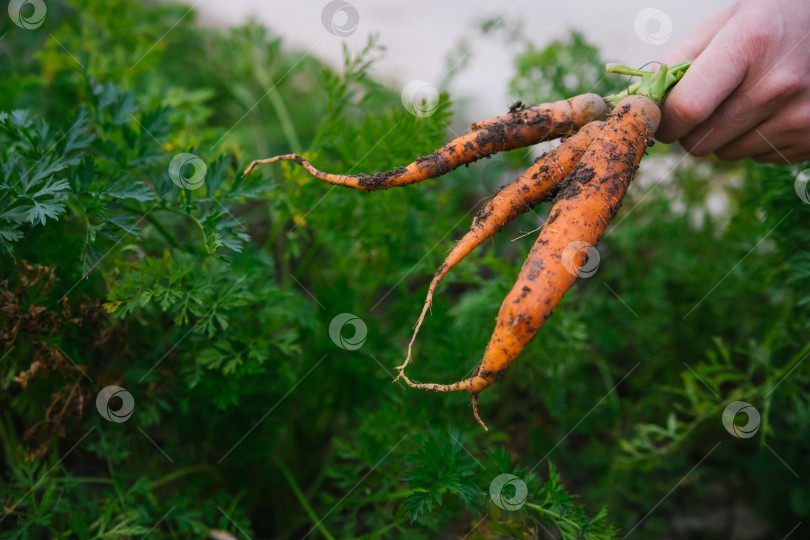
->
359, 107, 562, 190
355, 167, 411, 189
472, 205, 493, 225
551, 164, 595, 204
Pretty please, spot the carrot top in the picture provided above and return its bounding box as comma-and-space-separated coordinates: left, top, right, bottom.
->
605, 60, 693, 106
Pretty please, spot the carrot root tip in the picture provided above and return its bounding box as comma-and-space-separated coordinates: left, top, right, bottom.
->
471, 393, 488, 431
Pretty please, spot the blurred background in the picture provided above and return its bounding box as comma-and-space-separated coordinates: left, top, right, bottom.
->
1, 1, 809, 539
195, 0, 736, 120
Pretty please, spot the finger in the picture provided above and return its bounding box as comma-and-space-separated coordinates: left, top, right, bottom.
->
714, 116, 800, 161
679, 88, 774, 156
750, 148, 808, 164
656, 24, 749, 144
658, 3, 738, 66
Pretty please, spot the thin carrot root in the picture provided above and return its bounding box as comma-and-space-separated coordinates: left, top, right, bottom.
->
471, 393, 486, 431
395, 121, 604, 379
242, 94, 609, 191
395, 280, 439, 376
396, 371, 488, 430
397, 373, 470, 392
243, 154, 302, 176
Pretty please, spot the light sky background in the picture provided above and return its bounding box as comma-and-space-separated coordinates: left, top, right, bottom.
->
192, 0, 736, 122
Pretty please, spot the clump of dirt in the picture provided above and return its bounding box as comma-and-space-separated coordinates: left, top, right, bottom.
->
356, 166, 410, 189
552, 164, 596, 203
472, 203, 493, 226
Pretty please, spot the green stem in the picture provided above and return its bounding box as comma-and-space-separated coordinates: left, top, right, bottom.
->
349, 487, 432, 505
120, 204, 180, 248
183, 188, 192, 215
267, 86, 301, 152
605, 63, 647, 77
347, 518, 406, 540
51, 477, 115, 485
98, 429, 126, 508
275, 456, 336, 540
0, 411, 19, 468
251, 53, 302, 151
524, 502, 583, 532
607, 60, 692, 77
149, 464, 211, 489
605, 60, 694, 106
639, 65, 669, 104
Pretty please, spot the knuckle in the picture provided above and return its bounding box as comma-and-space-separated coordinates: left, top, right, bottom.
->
782, 106, 810, 133
789, 109, 810, 132
719, 93, 756, 127
766, 71, 803, 101
736, 23, 775, 61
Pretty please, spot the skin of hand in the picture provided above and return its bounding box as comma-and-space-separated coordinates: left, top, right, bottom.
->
656, 0, 810, 163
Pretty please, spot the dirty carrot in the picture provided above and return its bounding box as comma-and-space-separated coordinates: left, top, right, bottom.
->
399, 90, 663, 430
242, 94, 609, 190
397, 120, 604, 376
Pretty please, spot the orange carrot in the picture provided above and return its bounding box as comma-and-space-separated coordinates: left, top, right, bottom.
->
398, 94, 661, 429
397, 120, 604, 375
242, 94, 609, 190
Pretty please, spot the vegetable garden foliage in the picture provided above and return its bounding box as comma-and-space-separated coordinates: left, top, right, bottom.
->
1, 1, 809, 538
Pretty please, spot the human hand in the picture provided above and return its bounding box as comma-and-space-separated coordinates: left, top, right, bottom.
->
656, 0, 810, 163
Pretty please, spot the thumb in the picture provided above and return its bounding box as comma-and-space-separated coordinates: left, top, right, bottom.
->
659, 4, 737, 66
656, 19, 748, 143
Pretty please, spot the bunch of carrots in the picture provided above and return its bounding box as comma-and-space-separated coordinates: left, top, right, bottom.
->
245, 61, 692, 430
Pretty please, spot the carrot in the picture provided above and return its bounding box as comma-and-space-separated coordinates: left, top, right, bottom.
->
396, 120, 604, 375
242, 94, 609, 190
398, 94, 662, 429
